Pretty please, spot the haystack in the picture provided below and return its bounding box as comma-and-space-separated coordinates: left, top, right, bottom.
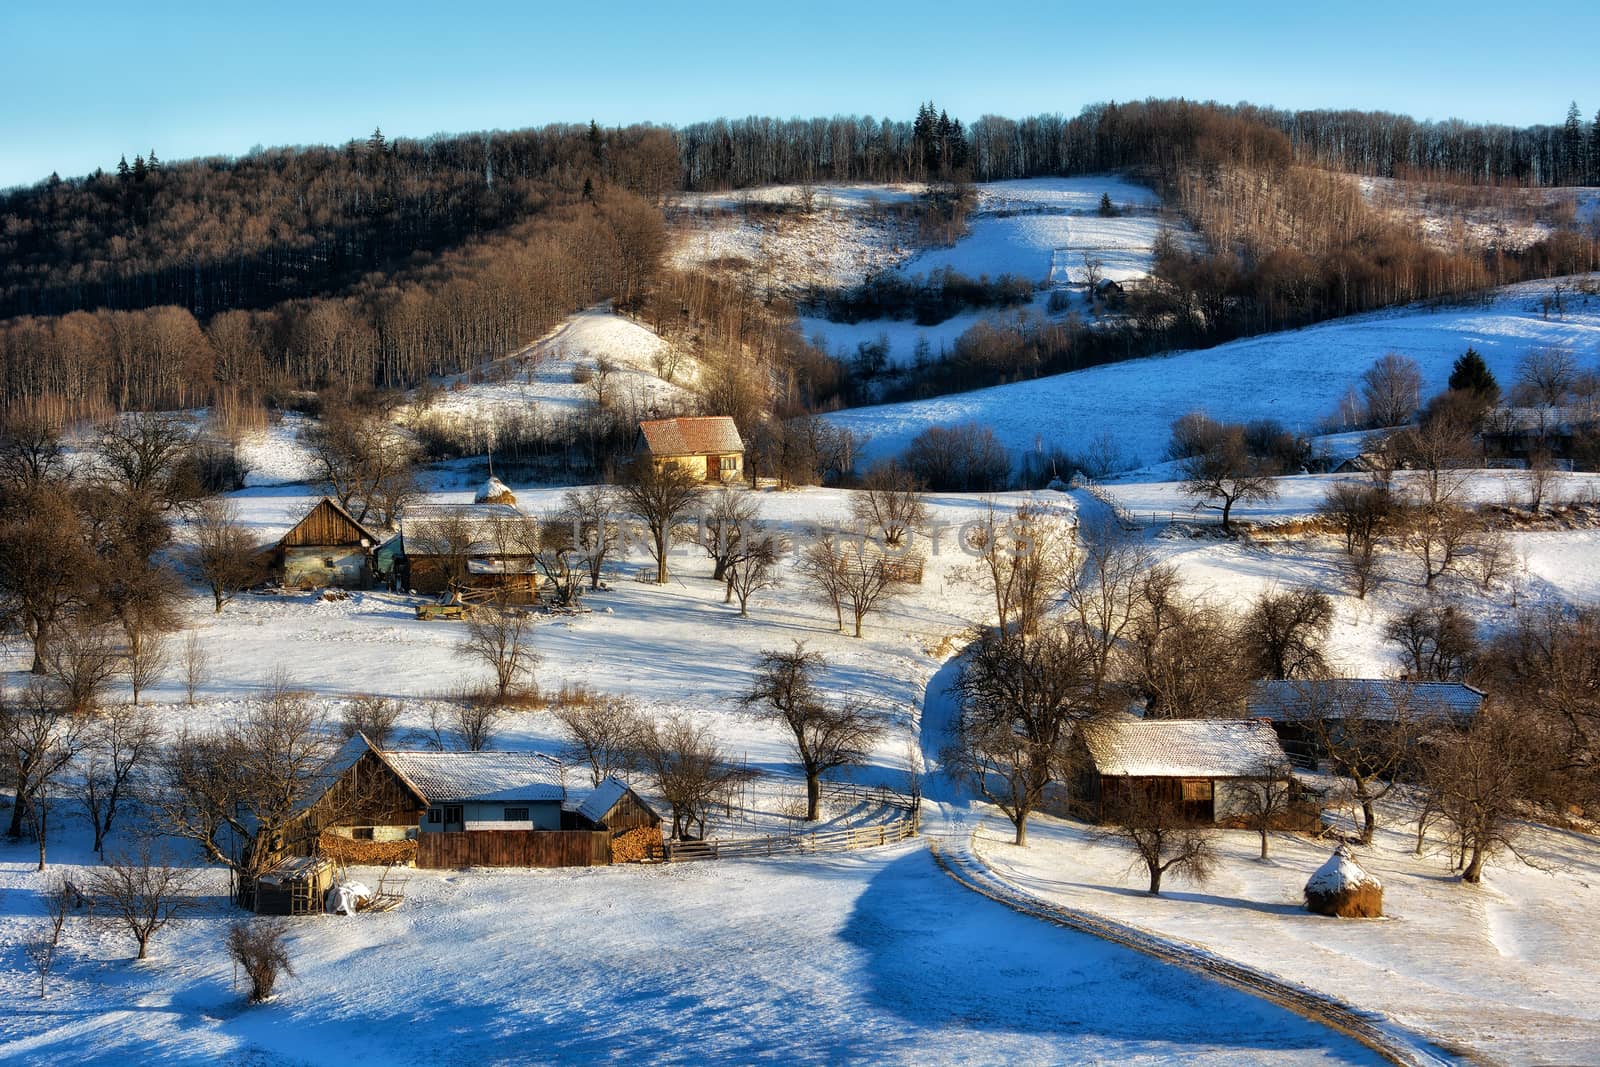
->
1305, 844, 1383, 917
475, 477, 517, 506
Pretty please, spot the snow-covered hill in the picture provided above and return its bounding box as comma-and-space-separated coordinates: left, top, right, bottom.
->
826, 277, 1600, 471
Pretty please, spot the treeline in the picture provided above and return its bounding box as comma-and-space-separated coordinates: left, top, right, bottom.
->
0, 124, 680, 320
677, 99, 1600, 190
0, 192, 668, 421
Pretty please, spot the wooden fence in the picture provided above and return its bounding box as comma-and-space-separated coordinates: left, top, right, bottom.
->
664, 814, 919, 863
417, 830, 611, 869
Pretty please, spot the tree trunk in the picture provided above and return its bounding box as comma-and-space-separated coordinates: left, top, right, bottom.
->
1220, 498, 1234, 535
1012, 812, 1028, 846
213, 589, 225, 613
655, 530, 669, 584
1148, 864, 1163, 895
1462, 843, 1485, 883
1259, 829, 1269, 859
31, 630, 48, 674
853, 614, 863, 638
805, 774, 821, 821
1358, 788, 1376, 845
136, 935, 150, 960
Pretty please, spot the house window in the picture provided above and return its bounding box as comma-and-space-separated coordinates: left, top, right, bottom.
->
427, 809, 441, 824
504, 807, 529, 822
1181, 779, 1213, 802
353, 827, 375, 841
719, 456, 738, 471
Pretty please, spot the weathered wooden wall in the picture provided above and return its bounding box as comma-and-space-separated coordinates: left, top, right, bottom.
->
282, 499, 369, 547
416, 830, 612, 869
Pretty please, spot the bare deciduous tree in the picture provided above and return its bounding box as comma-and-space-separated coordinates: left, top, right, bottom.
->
192, 500, 262, 613
850, 461, 928, 546
82, 702, 159, 856
339, 694, 400, 748
725, 532, 783, 617
44, 620, 122, 715
741, 644, 884, 820
301, 406, 419, 526
0, 484, 97, 673
555, 695, 641, 787
1177, 424, 1278, 535
631, 714, 755, 840
1241, 587, 1334, 680
695, 488, 764, 583
618, 458, 703, 584
1422, 706, 1545, 883
1361, 352, 1423, 428
460, 600, 539, 702
1101, 795, 1217, 895
89, 843, 197, 960
1122, 566, 1246, 718
1236, 761, 1297, 859
964, 500, 1076, 634
1319, 480, 1394, 599
1384, 601, 1477, 681
946, 624, 1101, 845
2, 682, 84, 852
1287, 680, 1429, 845
26, 877, 72, 998
560, 485, 621, 590
181, 633, 208, 704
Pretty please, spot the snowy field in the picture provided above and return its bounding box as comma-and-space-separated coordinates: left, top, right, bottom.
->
799, 176, 1194, 369
408, 308, 696, 424
0, 835, 1383, 1066
826, 276, 1600, 470
968, 801, 1600, 1066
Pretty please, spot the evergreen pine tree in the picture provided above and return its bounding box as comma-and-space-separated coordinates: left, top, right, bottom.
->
1591, 108, 1600, 185
588, 120, 603, 162
116, 155, 130, 182
582, 176, 594, 201
1448, 348, 1499, 403
1563, 101, 1584, 184
367, 126, 386, 157
132, 155, 147, 182
146, 149, 160, 173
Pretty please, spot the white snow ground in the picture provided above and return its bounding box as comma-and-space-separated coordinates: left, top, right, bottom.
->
826, 276, 1600, 470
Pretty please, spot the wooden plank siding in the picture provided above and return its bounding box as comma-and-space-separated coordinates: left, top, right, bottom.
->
281, 498, 375, 548
416, 830, 612, 869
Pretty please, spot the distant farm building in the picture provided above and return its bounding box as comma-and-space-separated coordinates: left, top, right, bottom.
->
1076, 718, 1308, 826
1246, 679, 1484, 769
637, 416, 744, 483
394, 502, 543, 599
297, 736, 659, 870
268, 497, 383, 590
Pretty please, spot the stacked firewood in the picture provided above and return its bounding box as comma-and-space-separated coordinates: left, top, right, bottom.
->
319, 831, 418, 866
611, 826, 665, 863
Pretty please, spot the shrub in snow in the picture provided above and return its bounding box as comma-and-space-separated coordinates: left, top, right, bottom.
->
1305, 844, 1383, 918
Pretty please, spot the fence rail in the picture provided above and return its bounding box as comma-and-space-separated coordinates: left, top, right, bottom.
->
664, 814, 919, 863
417, 830, 611, 869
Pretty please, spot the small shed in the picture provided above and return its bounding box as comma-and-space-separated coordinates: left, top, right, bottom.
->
574, 776, 661, 832
252, 856, 336, 915
270, 497, 383, 590
1078, 718, 1295, 824
636, 416, 745, 483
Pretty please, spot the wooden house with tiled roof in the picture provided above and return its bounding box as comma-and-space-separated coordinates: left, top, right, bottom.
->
269, 497, 384, 589
636, 416, 744, 483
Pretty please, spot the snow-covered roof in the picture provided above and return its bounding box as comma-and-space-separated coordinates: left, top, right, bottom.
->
638, 416, 743, 456
380, 750, 565, 804
397, 502, 531, 556
1083, 719, 1287, 779
1246, 680, 1483, 723
575, 776, 629, 824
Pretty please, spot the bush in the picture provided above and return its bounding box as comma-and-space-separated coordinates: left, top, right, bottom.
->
226, 920, 294, 1003
901, 422, 1010, 491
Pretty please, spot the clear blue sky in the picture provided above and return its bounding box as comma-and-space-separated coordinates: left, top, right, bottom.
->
4, 0, 1597, 188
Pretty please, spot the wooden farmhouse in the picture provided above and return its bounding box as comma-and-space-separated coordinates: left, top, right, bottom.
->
1076, 718, 1302, 825
1246, 679, 1484, 769
636, 416, 745, 483
268, 497, 384, 590
295, 735, 660, 870
394, 501, 543, 598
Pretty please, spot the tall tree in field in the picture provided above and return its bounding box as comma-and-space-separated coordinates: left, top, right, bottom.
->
1361, 353, 1423, 428
740, 644, 883, 821
1176, 423, 1278, 535
618, 459, 703, 584
192, 501, 262, 613
0, 485, 98, 673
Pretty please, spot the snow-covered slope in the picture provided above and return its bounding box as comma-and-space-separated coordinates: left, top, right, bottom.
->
826, 277, 1600, 471
412, 306, 696, 425
799, 176, 1192, 368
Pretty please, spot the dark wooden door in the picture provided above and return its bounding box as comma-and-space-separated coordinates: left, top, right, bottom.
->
706, 455, 718, 481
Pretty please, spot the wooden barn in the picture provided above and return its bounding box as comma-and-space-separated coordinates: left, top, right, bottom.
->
395, 502, 544, 599
1246, 679, 1484, 770
269, 497, 383, 590
636, 416, 745, 483
297, 737, 651, 870
1077, 718, 1301, 825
